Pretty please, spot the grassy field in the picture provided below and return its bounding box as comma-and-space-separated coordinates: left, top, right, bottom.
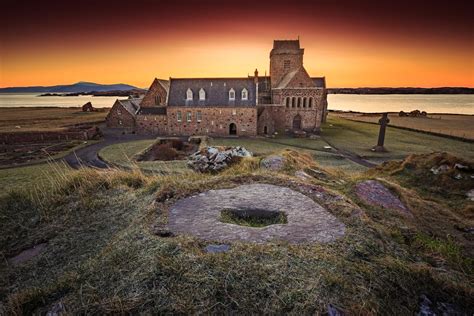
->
0, 150, 472, 314
0, 107, 107, 132
323, 114, 474, 164
334, 112, 474, 140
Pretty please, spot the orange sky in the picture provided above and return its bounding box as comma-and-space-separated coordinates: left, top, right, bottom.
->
1, 0, 473, 88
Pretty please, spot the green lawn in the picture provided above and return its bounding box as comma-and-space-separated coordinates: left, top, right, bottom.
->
323, 115, 474, 163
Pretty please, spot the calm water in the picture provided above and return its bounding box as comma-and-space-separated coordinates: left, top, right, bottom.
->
328, 94, 474, 114
0, 93, 473, 114
0, 93, 126, 108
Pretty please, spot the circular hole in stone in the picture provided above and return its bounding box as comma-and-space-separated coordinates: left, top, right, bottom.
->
220, 208, 288, 227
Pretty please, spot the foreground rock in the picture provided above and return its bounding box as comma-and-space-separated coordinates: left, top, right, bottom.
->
187, 146, 252, 172
354, 180, 410, 215
168, 183, 345, 244
260, 155, 285, 171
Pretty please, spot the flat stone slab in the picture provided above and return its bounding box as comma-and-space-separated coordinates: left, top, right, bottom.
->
354, 180, 410, 215
168, 184, 345, 244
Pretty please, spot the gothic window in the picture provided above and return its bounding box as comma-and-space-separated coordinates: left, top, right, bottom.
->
186, 111, 192, 122
292, 97, 296, 108
229, 88, 235, 100
186, 88, 193, 101
155, 95, 161, 105
199, 88, 206, 100
309, 97, 313, 108
241, 88, 248, 100
303, 97, 307, 108
285, 97, 290, 107
196, 111, 202, 122
297, 97, 302, 108
284, 60, 291, 70
177, 111, 182, 122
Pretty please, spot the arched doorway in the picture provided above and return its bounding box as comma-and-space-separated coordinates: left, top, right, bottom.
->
263, 126, 268, 134
229, 123, 237, 135
292, 114, 302, 130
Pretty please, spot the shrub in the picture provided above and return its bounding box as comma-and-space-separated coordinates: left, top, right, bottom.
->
155, 144, 179, 161
170, 139, 184, 151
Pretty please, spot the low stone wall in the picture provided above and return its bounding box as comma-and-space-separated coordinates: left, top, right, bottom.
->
0, 126, 100, 144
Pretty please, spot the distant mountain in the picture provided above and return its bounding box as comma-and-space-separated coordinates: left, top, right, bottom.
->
0, 81, 141, 93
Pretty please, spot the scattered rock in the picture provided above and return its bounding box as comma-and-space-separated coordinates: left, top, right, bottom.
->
418, 294, 460, 316
187, 146, 252, 172
467, 189, 474, 201
46, 302, 65, 316
260, 155, 285, 171
354, 180, 410, 215
430, 164, 450, 175
204, 244, 231, 253
151, 224, 174, 237
453, 173, 462, 180
454, 163, 469, 170
327, 304, 345, 316
8, 243, 47, 266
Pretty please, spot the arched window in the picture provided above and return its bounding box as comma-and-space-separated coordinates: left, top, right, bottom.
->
229, 88, 235, 100
285, 97, 290, 107
297, 97, 302, 108
241, 88, 248, 100
155, 95, 161, 105
292, 97, 296, 108
199, 88, 206, 101
309, 97, 313, 108
303, 97, 307, 108
186, 88, 193, 101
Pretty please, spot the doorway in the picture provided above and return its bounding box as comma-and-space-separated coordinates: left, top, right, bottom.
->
292, 114, 302, 130
263, 126, 268, 135
229, 123, 237, 135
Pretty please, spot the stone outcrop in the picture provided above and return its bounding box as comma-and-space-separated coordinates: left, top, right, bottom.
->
187, 146, 252, 172
260, 155, 285, 171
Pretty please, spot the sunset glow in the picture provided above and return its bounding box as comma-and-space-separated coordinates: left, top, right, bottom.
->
1, 0, 473, 88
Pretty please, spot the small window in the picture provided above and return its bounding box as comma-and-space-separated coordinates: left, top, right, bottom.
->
284, 60, 291, 70
297, 97, 302, 108
292, 97, 296, 108
119, 120, 123, 125
303, 97, 307, 108
186, 111, 192, 122
155, 95, 161, 105
177, 111, 182, 122
117, 110, 122, 115
199, 88, 206, 101
241, 88, 248, 100
186, 88, 193, 100
196, 111, 202, 122
309, 97, 313, 108
285, 97, 290, 107
229, 88, 235, 100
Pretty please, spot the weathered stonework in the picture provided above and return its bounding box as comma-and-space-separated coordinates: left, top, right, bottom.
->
113, 39, 327, 137
106, 100, 137, 130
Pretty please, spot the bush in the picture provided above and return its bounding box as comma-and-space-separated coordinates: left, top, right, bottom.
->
155, 144, 179, 161
170, 139, 184, 151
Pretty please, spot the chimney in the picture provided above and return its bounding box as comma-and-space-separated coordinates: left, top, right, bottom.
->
254, 68, 259, 105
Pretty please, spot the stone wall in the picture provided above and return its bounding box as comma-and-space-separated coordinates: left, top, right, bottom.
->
106, 102, 136, 130
166, 107, 257, 137
270, 50, 304, 88
140, 79, 168, 107
0, 126, 100, 144
136, 114, 168, 135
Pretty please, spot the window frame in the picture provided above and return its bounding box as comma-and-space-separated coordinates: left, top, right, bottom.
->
241, 88, 248, 100
177, 111, 182, 122
186, 88, 193, 101
186, 111, 192, 122
199, 88, 206, 101
196, 111, 202, 122
229, 88, 236, 101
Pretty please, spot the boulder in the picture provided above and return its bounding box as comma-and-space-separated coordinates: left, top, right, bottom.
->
260, 155, 285, 171
187, 146, 252, 172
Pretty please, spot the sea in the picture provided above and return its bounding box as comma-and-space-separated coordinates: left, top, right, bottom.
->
0, 93, 473, 115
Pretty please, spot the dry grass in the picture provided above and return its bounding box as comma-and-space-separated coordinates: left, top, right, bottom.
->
1, 150, 473, 314
0, 107, 107, 132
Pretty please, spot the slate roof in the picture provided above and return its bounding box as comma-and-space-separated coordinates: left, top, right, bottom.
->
167, 78, 257, 107
311, 77, 326, 88
156, 79, 170, 93
138, 107, 167, 115
118, 99, 141, 115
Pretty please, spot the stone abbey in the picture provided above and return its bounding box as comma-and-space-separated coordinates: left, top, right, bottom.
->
106, 39, 327, 136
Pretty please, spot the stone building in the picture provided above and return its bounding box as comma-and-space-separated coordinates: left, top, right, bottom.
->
107, 39, 327, 137
106, 99, 141, 130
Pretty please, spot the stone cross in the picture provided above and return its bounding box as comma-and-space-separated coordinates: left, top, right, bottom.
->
373, 113, 390, 152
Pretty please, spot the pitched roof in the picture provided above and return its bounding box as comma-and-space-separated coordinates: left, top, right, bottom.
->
156, 78, 170, 93
167, 78, 256, 107
311, 77, 326, 88
118, 99, 141, 115
275, 67, 316, 89
138, 107, 167, 115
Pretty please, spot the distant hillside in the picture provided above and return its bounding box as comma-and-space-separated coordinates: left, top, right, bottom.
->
0, 81, 140, 93
328, 87, 474, 94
